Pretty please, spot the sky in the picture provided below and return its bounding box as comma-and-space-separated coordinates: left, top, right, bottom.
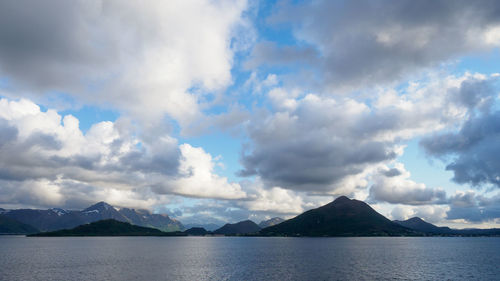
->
1, 0, 500, 228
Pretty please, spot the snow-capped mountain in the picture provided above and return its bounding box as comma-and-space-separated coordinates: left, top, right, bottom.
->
2, 202, 184, 232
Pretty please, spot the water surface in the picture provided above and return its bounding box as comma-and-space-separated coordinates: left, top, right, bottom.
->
1, 236, 499, 280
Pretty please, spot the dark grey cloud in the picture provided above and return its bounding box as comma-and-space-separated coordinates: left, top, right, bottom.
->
370, 183, 447, 206
447, 192, 500, 222
383, 168, 402, 177
446, 207, 486, 222
419, 76, 500, 188
422, 109, 500, 187
117, 144, 180, 176
239, 96, 400, 193
0, 120, 18, 147
240, 135, 395, 191
0, 0, 110, 91
450, 79, 496, 111
23, 133, 62, 151
251, 0, 500, 90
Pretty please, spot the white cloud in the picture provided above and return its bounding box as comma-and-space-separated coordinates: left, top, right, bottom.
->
369, 163, 447, 205
164, 144, 246, 199
390, 204, 449, 224
244, 72, 280, 95
240, 73, 489, 196
0, 98, 244, 209
240, 179, 305, 214
0, 0, 249, 129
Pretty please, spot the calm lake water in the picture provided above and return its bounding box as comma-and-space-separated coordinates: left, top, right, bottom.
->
0, 236, 499, 281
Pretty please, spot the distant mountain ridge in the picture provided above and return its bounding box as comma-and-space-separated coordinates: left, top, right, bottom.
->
394, 217, 453, 234
2, 202, 183, 232
259, 217, 285, 228
394, 217, 500, 236
214, 220, 261, 235
5, 198, 500, 237
260, 196, 414, 236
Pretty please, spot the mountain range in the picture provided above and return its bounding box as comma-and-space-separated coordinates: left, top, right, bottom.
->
1, 202, 183, 233
4, 197, 500, 237
184, 218, 286, 235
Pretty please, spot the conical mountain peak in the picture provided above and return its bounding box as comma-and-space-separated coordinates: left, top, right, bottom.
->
261, 195, 412, 236
83, 201, 114, 212
332, 196, 351, 204
407, 217, 425, 223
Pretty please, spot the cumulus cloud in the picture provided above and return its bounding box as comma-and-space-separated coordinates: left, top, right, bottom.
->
239, 74, 490, 195
0, 0, 249, 127
251, 0, 500, 90
369, 163, 447, 205
0, 98, 244, 209
387, 190, 500, 224
156, 144, 246, 199
422, 110, 500, 188
390, 204, 449, 224
239, 179, 307, 214
420, 75, 500, 189
240, 93, 397, 194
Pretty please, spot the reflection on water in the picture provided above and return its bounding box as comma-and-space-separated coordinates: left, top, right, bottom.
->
1, 236, 499, 280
